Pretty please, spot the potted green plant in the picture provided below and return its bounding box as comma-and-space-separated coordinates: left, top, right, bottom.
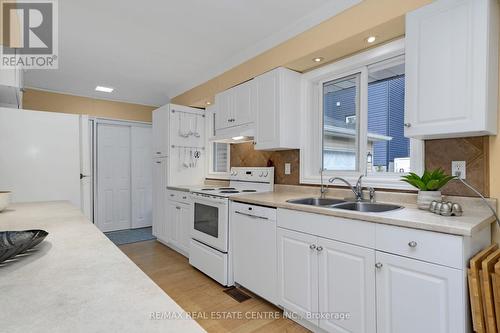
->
401, 169, 456, 210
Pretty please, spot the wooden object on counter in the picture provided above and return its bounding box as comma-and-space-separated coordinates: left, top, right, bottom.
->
469, 244, 498, 333
482, 249, 500, 333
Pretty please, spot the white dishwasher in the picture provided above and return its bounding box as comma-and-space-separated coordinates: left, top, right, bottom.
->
230, 201, 278, 305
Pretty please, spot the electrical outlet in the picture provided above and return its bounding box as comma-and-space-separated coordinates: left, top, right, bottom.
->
452, 161, 466, 179
284, 163, 291, 175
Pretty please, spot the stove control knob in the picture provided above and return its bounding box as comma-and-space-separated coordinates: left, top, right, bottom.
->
259, 172, 264, 177
264, 171, 269, 177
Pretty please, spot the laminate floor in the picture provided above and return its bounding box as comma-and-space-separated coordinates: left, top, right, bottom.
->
119, 240, 310, 333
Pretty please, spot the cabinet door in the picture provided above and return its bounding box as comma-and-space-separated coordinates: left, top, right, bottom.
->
405, 0, 497, 138
152, 158, 168, 240
254, 69, 279, 150
376, 252, 463, 333
179, 203, 192, 254
277, 228, 319, 325
214, 91, 233, 130
152, 107, 168, 157
232, 81, 253, 126
318, 238, 376, 333
168, 201, 181, 247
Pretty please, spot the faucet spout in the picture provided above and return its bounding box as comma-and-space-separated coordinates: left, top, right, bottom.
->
329, 175, 364, 201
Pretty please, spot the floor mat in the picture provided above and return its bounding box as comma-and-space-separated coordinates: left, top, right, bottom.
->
104, 227, 156, 246
223, 287, 252, 303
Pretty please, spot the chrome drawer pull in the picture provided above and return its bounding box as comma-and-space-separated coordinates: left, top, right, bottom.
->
309, 244, 316, 250
375, 262, 383, 269
316, 246, 323, 252
408, 241, 418, 248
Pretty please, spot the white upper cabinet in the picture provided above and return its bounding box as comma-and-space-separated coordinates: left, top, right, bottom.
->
405, 0, 499, 139
214, 79, 254, 131
152, 105, 169, 157
253, 67, 301, 150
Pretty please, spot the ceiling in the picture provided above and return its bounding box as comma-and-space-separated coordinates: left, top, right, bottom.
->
23, 0, 360, 106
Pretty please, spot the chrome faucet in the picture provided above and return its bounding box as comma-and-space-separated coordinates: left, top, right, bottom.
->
329, 175, 365, 201
320, 169, 328, 199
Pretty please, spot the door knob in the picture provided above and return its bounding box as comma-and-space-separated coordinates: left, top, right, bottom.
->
309, 244, 316, 250
404, 123, 411, 128
316, 246, 323, 252
375, 262, 383, 269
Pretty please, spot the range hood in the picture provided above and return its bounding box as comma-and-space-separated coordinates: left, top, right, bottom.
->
210, 123, 254, 143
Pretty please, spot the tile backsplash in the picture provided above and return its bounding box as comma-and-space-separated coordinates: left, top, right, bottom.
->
230, 136, 490, 197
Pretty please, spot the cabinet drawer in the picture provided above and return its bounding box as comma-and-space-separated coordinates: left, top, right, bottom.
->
166, 190, 190, 204
376, 224, 463, 269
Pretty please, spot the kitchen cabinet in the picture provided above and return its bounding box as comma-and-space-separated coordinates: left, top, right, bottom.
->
253, 67, 301, 150
276, 208, 490, 333
166, 200, 191, 255
375, 251, 463, 333
165, 189, 192, 257
152, 158, 168, 240
277, 228, 318, 324
277, 227, 375, 331
405, 0, 499, 139
214, 79, 254, 131
152, 105, 169, 157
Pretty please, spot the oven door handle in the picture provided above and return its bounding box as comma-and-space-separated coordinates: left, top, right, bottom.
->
234, 211, 268, 220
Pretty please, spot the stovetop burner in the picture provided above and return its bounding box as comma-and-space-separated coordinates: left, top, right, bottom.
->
220, 190, 240, 194
218, 187, 236, 190
201, 188, 215, 191
241, 190, 257, 192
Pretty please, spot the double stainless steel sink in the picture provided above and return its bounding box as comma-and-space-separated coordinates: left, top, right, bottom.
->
286, 197, 403, 213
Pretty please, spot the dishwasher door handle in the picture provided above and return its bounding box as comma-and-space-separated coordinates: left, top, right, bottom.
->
234, 211, 269, 220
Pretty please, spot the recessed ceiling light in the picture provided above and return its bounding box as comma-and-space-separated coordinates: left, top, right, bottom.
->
366, 36, 377, 43
206, 101, 212, 105
95, 86, 114, 93
313, 57, 324, 63
232, 136, 245, 141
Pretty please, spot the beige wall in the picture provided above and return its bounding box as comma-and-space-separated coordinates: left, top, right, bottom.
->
171, 0, 432, 107
23, 89, 155, 122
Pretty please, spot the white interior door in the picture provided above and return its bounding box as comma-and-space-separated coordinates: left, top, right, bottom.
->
131, 126, 152, 228
96, 123, 131, 232
0, 108, 81, 206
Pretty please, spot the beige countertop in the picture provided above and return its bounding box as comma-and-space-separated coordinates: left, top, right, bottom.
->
0, 201, 205, 333
230, 187, 496, 236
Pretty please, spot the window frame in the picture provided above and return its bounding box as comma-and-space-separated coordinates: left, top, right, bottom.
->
205, 107, 231, 179
300, 38, 424, 190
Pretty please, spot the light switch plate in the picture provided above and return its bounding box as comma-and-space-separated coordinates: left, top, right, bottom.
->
284, 163, 291, 175
452, 161, 466, 179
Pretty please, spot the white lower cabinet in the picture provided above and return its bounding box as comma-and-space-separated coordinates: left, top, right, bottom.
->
375, 251, 463, 333
152, 158, 168, 240
278, 228, 318, 323
277, 228, 375, 332
167, 200, 191, 255
276, 208, 490, 333
319, 238, 376, 333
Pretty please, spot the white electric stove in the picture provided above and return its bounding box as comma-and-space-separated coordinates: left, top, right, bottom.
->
189, 167, 274, 286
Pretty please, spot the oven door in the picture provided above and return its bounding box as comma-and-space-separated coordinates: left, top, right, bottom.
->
190, 194, 228, 253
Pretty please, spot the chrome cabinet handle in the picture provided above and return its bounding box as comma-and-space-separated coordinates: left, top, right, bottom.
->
375, 262, 383, 269
309, 244, 316, 250
156, 152, 161, 154
404, 123, 411, 128
176, 206, 181, 210
234, 211, 268, 220
170, 194, 174, 197
408, 241, 418, 248
316, 246, 323, 252
156, 161, 161, 164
